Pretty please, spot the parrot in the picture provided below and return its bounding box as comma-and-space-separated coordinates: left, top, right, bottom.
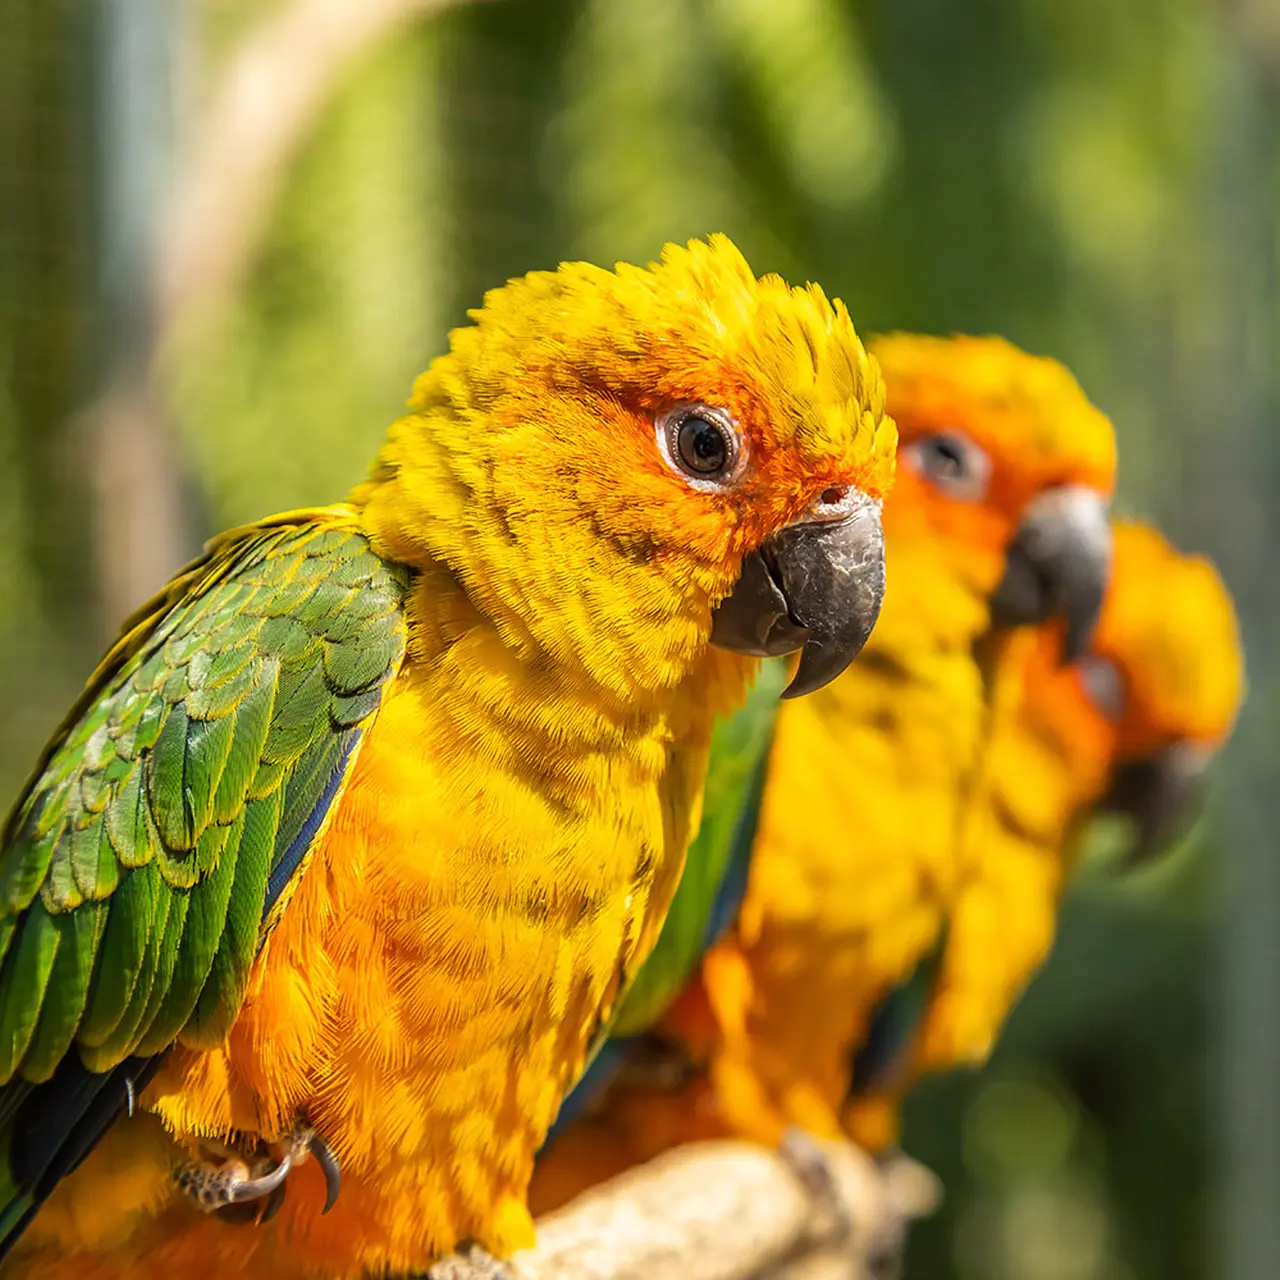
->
0, 235, 897, 1280
847, 517, 1245, 1133
529, 332, 1118, 1212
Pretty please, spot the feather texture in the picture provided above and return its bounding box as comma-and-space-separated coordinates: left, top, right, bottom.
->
0, 237, 896, 1279
529, 333, 1120, 1208
0, 512, 408, 1250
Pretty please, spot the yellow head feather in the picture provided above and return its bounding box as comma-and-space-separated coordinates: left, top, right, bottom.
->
350, 236, 896, 700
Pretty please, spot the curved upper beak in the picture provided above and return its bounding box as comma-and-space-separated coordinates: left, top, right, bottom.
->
1098, 742, 1211, 867
709, 490, 886, 699
989, 485, 1112, 660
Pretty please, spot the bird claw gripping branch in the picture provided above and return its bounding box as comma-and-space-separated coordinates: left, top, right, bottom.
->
778, 1126, 851, 1245
174, 1127, 341, 1225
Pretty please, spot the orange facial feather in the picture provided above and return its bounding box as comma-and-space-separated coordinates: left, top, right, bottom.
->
4, 236, 894, 1279
529, 334, 1119, 1202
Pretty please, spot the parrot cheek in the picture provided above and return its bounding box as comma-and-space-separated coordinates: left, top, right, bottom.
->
708, 490, 886, 698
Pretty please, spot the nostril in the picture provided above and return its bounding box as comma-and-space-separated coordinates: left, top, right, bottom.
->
819, 486, 847, 507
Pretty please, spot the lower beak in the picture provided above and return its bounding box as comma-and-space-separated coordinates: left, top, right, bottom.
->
710, 491, 886, 699
990, 485, 1112, 660
1099, 742, 1211, 866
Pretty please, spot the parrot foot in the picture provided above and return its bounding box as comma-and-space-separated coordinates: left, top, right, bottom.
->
779, 1126, 851, 1243
175, 1126, 342, 1224
422, 1243, 517, 1280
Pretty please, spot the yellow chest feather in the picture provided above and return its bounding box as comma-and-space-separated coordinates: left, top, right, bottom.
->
16, 587, 746, 1279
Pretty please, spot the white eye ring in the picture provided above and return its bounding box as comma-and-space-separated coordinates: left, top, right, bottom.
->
901, 430, 992, 503
655, 402, 747, 491
1077, 654, 1126, 722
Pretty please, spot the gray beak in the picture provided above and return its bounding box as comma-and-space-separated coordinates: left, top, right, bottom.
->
990, 485, 1112, 660
710, 491, 886, 699
1099, 742, 1211, 867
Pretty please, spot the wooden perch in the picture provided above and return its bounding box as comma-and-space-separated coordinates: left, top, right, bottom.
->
508, 1140, 940, 1280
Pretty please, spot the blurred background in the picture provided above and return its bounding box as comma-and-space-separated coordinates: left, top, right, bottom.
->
2, 0, 1277, 1275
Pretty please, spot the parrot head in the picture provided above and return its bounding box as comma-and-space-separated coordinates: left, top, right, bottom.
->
1075, 521, 1244, 862
871, 333, 1116, 658
354, 235, 895, 702
1013, 520, 1244, 864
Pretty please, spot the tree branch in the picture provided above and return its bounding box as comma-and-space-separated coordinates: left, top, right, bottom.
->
508, 1141, 939, 1280
85, 0, 489, 630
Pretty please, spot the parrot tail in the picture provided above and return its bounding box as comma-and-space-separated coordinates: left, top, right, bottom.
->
0, 1053, 162, 1259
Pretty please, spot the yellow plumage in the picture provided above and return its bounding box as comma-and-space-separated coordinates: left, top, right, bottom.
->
528, 334, 1118, 1203
701, 335, 1118, 1152
2, 236, 895, 1279
914, 520, 1244, 1078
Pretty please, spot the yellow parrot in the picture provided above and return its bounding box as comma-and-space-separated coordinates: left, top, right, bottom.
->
0, 236, 896, 1279
872, 519, 1245, 1120
530, 333, 1117, 1209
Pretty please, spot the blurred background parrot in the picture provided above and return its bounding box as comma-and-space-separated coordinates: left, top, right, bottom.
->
531, 332, 1118, 1211
849, 519, 1246, 1138
0, 236, 897, 1280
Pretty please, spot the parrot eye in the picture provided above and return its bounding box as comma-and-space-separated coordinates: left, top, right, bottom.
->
1077, 654, 1126, 721
902, 431, 991, 502
656, 403, 744, 489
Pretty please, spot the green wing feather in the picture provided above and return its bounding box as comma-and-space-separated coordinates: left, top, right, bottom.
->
0, 510, 409, 1088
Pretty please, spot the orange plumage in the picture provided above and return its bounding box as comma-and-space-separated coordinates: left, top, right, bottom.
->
1, 237, 895, 1279
911, 520, 1244, 1081
530, 334, 1119, 1205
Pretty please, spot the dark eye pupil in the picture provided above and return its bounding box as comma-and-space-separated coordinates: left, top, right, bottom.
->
931, 437, 965, 477
678, 416, 729, 475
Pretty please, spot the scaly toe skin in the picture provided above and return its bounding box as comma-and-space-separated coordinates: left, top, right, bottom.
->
779, 1126, 850, 1242
174, 1157, 258, 1213
174, 1125, 342, 1222
174, 1148, 294, 1216
423, 1243, 519, 1280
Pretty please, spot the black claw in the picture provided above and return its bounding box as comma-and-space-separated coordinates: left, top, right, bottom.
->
306, 1130, 342, 1215
257, 1178, 289, 1226
226, 1149, 294, 1205
176, 1124, 342, 1223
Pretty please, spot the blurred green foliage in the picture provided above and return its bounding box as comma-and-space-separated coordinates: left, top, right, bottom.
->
2, 1, 1276, 1277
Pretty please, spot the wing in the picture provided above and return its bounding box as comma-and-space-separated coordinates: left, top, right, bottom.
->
846, 942, 941, 1098
0, 509, 408, 1247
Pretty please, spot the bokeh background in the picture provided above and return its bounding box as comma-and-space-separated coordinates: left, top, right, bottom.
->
3, 1, 1278, 1276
